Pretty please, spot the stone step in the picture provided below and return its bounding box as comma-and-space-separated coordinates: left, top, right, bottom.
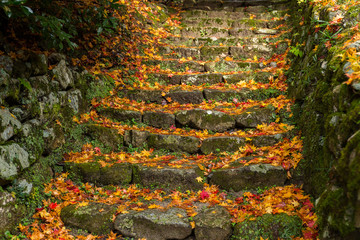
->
163, 36, 281, 47
123, 129, 294, 154
100, 105, 278, 132
116, 87, 282, 105
146, 70, 275, 85
177, 26, 279, 38
143, 59, 265, 73
181, 8, 287, 20
59, 195, 303, 239
157, 44, 282, 61
181, 17, 284, 29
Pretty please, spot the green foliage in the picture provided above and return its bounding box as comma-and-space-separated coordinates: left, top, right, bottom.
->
0, 0, 126, 51
86, 74, 115, 101
289, 44, 304, 57
0, 0, 33, 18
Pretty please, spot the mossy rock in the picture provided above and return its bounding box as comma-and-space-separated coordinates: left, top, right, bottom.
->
84, 124, 124, 152
232, 213, 303, 240
143, 111, 175, 129
147, 134, 200, 153
60, 202, 117, 235
132, 165, 203, 190
210, 164, 286, 191
66, 162, 132, 186
176, 109, 235, 132
200, 137, 245, 154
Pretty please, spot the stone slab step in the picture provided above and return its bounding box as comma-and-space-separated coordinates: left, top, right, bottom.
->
182, 17, 284, 29
181, 8, 287, 20
157, 44, 277, 61
116, 87, 281, 107
209, 163, 286, 191
178, 27, 278, 38
146, 71, 274, 85
124, 130, 293, 154
143, 59, 205, 72
163, 36, 279, 47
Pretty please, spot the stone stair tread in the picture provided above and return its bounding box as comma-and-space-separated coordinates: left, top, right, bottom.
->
163, 36, 281, 47
146, 70, 276, 85
181, 9, 287, 20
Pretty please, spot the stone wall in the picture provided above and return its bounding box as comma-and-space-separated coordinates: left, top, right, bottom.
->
0, 50, 107, 235
287, 1, 360, 238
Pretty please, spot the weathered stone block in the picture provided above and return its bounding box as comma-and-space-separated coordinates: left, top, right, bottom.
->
201, 137, 245, 154
143, 111, 175, 129
147, 134, 200, 153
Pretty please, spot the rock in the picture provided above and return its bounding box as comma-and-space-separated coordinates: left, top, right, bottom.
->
254, 28, 278, 35
0, 108, 22, 143
99, 109, 142, 123
85, 124, 124, 151
64, 89, 86, 114
42, 125, 65, 154
194, 206, 232, 240
166, 90, 204, 104
0, 144, 30, 185
0, 55, 14, 74
175, 47, 201, 59
66, 162, 132, 185
176, 73, 223, 86
16, 179, 33, 195
351, 79, 360, 92
133, 165, 203, 190
61, 202, 117, 235
114, 208, 192, 240
0, 191, 26, 236
124, 130, 149, 148
48, 53, 66, 65
201, 137, 245, 154
200, 46, 229, 60
203, 88, 252, 102
209, 164, 286, 191
143, 111, 175, 129
51, 60, 74, 90
236, 106, 273, 128
29, 53, 48, 76
29, 75, 50, 97
147, 134, 200, 153
233, 213, 303, 239
230, 45, 273, 59
176, 109, 235, 132
119, 89, 163, 104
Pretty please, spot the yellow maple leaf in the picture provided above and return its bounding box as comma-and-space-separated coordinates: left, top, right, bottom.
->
196, 177, 203, 182
190, 221, 195, 229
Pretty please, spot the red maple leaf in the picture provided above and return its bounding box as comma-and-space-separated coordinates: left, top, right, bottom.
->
200, 190, 209, 200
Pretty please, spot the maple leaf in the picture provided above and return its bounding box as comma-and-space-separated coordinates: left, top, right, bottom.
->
196, 177, 203, 183
49, 202, 57, 210
200, 190, 210, 200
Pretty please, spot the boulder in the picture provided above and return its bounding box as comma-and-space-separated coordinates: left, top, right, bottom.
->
0, 55, 14, 74
0, 108, 22, 144
0, 191, 26, 236
252, 133, 288, 147
51, 60, 74, 90
147, 134, 200, 153
209, 164, 286, 191
29, 75, 51, 98
133, 165, 203, 190
176, 109, 235, 132
143, 111, 175, 129
194, 206, 232, 240
0, 144, 30, 185
233, 213, 303, 239
201, 137, 245, 154
236, 106, 273, 128
61, 202, 117, 235
114, 208, 192, 240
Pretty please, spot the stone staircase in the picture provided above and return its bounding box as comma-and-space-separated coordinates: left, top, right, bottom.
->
56, 0, 314, 239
